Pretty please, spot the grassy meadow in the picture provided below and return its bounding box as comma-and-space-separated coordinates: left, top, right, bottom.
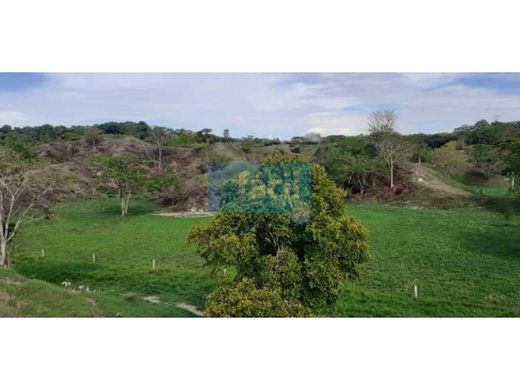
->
9, 197, 520, 317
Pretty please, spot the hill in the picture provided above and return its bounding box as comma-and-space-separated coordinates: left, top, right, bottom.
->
0, 268, 101, 317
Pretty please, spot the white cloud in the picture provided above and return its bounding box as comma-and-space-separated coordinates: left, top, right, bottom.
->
306, 127, 362, 137
1, 73, 520, 138
0, 110, 28, 123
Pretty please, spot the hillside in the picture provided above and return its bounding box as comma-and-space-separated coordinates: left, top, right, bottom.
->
0, 268, 101, 317
23, 134, 516, 212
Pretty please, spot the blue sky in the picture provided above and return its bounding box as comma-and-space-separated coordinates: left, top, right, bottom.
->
1, 73, 520, 139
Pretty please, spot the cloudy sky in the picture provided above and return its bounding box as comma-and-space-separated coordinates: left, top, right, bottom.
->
1, 73, 520, 139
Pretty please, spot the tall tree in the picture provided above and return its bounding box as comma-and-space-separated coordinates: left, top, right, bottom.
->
368, 109, 405, 188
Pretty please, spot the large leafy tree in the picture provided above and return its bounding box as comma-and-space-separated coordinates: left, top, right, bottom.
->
188, 155, 369, 317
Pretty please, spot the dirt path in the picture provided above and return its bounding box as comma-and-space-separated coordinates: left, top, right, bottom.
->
176, 303, 204, 317
411, 164, 470, 197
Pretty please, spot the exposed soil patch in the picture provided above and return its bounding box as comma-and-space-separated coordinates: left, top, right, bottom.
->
176, 303, 204, 317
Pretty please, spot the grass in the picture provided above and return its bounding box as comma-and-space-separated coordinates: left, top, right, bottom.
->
9, 197, 520, 317
339, 203, 520, 316
12, 198, 214, 317
0, 267, 100, 317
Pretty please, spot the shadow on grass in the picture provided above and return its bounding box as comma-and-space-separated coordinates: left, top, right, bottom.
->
456, 220, 520, 263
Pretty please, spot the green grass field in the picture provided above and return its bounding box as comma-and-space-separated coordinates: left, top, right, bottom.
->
9, 198, 520, 317
12, 199, 214, 317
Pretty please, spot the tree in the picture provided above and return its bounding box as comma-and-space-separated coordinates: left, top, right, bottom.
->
502, 140, 520, 189
188, 154, 369, 317
149, 127, 170, 172
84, 127, 102, 148
0, 149, 52, 267
368, 109, 406, 188
93, 155, 144, 217
368, 109, 398, 133
317, 136, 384, 196
471, 144, 499, 176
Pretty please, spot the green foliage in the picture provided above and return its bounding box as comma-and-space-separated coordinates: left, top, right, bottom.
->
1, 139, 38, 161
97, 121, 151, 139
205, 278, 308, 317
471, 144, 500, 174
502, 139, 520, 185
316, 136, 384, 195
188, 155, 370, 316
91, 155, 147, 215
84, 127, 102, 146
430, 142, 470, 178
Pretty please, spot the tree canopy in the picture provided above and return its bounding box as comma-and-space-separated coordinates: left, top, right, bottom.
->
188, 154, 370, 316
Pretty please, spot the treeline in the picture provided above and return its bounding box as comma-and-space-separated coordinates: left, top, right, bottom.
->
0, 121, 285, 148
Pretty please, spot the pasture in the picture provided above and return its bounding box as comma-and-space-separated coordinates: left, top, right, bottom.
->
11, 198, 520, 317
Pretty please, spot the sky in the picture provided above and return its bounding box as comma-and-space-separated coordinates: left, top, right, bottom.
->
1, 72, 520, 139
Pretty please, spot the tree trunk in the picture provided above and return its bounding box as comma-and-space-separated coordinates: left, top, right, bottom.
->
512, 172, 515, 189
123, 193, 131, 216
0, 239, 8, 268
158, 147, 163, 172
120, 196, 125, 216
389, 159, 394, 189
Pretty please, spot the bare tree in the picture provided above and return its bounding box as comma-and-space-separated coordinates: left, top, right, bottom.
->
0, 167, 51, 268
368, 109, 404, 189
368, 109, 398, 133
149, 127, 170, 172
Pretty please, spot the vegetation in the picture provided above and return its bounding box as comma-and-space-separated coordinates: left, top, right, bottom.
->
0, 114, 519, 317
91, 155, 146, 217
189, 155, 369, 316
0, 148, 53, 267
12, 199, 213, 317
7, 197, 519, 317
